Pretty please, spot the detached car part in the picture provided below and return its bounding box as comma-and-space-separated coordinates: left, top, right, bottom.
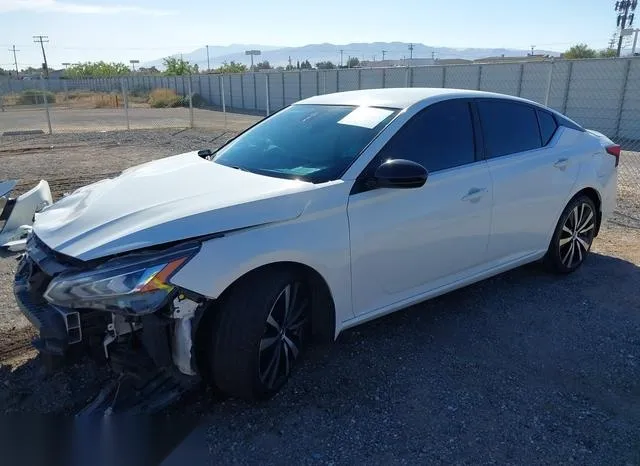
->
0, 179, 52, 252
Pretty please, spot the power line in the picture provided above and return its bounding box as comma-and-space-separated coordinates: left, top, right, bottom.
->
33, 35, 50, 78
8, 45, 20, 76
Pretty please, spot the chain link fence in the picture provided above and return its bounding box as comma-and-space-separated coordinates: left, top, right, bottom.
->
1, 58, 639, 224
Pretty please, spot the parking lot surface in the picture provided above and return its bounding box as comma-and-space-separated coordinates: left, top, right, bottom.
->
0, 129, 638, 464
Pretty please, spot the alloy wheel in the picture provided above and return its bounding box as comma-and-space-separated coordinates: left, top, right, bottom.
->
258, 282, 309, 390
559, 202, 595, 268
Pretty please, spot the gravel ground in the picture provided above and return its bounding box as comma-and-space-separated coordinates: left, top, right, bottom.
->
0, 129, 639, 464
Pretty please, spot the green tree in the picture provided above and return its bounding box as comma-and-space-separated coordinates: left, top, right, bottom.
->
139, 66, 160, 74
598, 48, 617, 58
300, 60, 312, 70
562, 43, 597, 59
315, 61, 336, 69
347, 57, 360, 68
0, 67, 8, 76
64, 61, 130, 77
215, 61, 248, 73
255, 60, 272, 70
163, 57, 198, 75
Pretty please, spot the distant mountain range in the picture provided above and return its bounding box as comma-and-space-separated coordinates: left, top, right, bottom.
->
142, 42, 559, 70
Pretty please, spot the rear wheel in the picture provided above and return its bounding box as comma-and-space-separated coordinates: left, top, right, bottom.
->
545, 195, 597, 273
209, 267, 311, 400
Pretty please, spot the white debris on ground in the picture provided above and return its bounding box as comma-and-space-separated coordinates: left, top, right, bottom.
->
0, 179, 53, 252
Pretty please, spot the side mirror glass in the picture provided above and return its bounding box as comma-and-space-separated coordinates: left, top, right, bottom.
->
373, 159, 428, 189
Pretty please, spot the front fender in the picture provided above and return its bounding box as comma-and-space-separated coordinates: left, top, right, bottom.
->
170, 193, 354, 326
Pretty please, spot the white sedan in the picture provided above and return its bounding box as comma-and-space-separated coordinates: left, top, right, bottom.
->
14, 88, 619, 402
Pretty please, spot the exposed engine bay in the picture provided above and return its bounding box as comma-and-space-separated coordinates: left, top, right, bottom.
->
13, 233, 206, 414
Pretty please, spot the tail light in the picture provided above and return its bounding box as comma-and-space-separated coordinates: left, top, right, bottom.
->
606, 144, 621, 167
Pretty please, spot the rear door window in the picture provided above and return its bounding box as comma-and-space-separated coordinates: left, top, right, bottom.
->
477, 100, 542, 158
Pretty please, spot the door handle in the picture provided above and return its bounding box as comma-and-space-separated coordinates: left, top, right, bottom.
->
553, 158, 569, 170
461, 187, 488, 202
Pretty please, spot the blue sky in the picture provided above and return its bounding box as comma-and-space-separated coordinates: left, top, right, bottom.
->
0, 0, 623, 69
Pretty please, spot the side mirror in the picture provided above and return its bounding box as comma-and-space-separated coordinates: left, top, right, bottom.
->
373, 159, 428, 189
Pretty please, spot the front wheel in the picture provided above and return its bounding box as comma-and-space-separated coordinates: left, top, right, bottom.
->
209, 267, 311, 400
545, 195, 597, 273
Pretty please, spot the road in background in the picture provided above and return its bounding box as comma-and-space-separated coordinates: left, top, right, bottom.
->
0, 107, 261, 134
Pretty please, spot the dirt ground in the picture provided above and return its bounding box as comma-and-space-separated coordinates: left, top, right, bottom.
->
0, 129, 639, 463
0, 106, 261, 134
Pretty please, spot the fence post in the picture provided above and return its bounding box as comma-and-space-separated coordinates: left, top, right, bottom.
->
121, 78, 130, 131
323, 71, 327, 94
615, 58, 632, 139
441, 67, 447, 88
544, 59, 554, 107
298, 71, 302, 101
517, 63, 524, 97
220, 74, 227, 129
207, 74, 212, 106
229, 75, 233, 110
561, 61, 573, 114
253, 73, 257, 110
63, 79, 69, 102
281, 72, 286, 108
382, 68, 386, 88
405, 67, 410, 87
41, 79, 52, 135
477, 65, 483, 90
316, 71, 320, 95
240, 74, 245, 109
188, 75, 194, 129
358, 69, 362, 90
265, 74, 270, 116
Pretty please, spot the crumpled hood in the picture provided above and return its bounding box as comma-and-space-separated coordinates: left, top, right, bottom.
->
33, 151, 315, 260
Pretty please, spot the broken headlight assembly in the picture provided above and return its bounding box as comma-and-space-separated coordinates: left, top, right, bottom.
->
43, 243, 200, 314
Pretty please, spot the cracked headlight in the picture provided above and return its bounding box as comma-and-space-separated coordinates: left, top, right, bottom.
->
43, 243, 200, 314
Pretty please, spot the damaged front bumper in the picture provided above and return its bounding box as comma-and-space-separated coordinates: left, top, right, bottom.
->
13, 235, 206, 413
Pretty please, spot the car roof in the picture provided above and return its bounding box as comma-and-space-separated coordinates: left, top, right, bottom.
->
296, 87, 538, 110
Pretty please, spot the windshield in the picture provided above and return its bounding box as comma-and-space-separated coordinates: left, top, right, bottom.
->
213, 104, 398, 183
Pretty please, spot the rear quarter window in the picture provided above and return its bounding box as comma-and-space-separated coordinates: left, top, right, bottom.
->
537, 110, 558, 145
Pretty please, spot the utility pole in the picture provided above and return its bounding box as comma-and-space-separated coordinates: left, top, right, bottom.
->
381, 50, 387, 61
530, 45, 536, 56
206, 45, 211, 71
33, 35, 49, 78
431, 50, 436, 60
339, 49, 344, 67
9, 45, 19, 77
408, 43, 414, 66
615, 0, 637, 57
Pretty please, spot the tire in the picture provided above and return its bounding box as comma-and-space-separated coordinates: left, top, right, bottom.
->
545, 195, 597, 274
209, 267, 311, 400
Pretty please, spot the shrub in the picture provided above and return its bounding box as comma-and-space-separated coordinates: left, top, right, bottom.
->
148, 88, 181, 108
17, 89, 56, 105
178, 93, 205, 108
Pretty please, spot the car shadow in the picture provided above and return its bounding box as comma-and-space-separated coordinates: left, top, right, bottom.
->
161, 252, 640, 463
1, 252, 638, 465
